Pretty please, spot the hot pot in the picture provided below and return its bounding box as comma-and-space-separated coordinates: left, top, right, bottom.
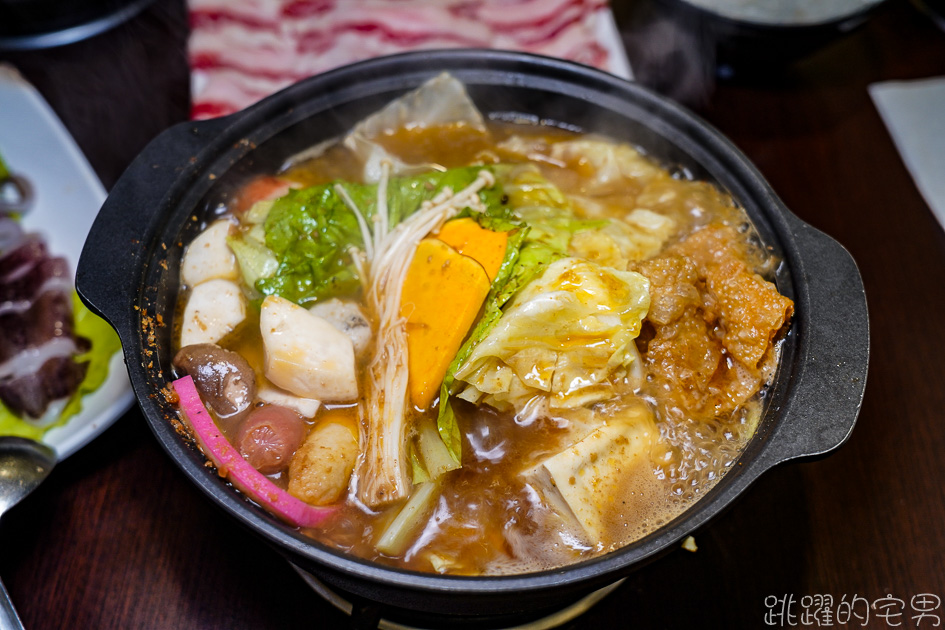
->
76, 50, 868, 627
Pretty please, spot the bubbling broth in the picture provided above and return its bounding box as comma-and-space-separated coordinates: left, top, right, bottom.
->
170, 75, 793, 576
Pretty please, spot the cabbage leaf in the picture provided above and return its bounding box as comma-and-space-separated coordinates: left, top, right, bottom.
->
548, 139, 662, 194
499, 136, 663, 196
568, 208, 676, 270
454, 257, 650, 412
434, 169, 611, 457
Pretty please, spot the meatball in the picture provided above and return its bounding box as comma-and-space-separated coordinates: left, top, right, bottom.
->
236, 405, 306, 475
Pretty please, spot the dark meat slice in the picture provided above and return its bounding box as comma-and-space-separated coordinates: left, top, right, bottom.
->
0, 255, 71, 306
1, 223, 87, 420
0, 215, 25, 254
0, 355, 88, 419
0, 235, 47, 282
0, 290, 79, 369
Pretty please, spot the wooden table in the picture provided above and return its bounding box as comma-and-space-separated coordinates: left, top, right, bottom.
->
2, 1, 944, 627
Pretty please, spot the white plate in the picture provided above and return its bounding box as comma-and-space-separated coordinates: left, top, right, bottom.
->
0, 64, 134, 460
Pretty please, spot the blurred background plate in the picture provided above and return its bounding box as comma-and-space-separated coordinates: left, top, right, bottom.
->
0, 0, 155, 51
616, 0, 890, 87
0, 65, 134, 459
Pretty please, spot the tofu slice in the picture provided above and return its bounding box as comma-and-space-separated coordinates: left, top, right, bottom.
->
181, 219, 239, 286
529, 405, 657, 543
308, 298, 372, 359
180, 279, 247, 347
256, 384, 321, 419
260, 295, 358, 402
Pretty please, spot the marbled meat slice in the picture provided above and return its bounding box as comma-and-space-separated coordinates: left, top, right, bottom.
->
187, 0, 620, 119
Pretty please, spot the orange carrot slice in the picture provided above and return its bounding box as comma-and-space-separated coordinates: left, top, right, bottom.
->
400, 239, 491, 409
435, 217, 508, 281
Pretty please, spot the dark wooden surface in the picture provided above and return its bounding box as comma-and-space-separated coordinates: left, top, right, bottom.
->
2, 1, 945, 627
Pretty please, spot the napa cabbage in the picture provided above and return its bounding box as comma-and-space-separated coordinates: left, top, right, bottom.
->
453, 257, 650, 412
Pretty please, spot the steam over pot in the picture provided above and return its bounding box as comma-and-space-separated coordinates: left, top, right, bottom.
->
646, 0, 890, 77
76, 50, 868, 626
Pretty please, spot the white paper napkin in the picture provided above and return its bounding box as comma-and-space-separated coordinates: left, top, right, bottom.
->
869, 77, 945, 229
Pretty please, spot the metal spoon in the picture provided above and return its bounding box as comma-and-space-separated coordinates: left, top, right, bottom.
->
0, 437, 57, 630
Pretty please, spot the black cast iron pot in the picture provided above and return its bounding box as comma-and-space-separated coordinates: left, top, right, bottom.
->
76, 50, 869, 628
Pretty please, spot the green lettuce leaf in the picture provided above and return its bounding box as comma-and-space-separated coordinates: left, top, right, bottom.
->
227, 232, 278, 293
62, 292, 123, 418
258, 166, 500, 306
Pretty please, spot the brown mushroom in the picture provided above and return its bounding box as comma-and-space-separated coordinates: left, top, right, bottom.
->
173, 343, 256, 419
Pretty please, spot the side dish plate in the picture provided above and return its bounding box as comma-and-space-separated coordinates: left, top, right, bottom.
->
0, 65, 134, 459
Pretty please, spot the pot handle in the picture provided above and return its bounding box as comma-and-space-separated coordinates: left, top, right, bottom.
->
761, 215, 869, 466
76, 117, 230, 338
